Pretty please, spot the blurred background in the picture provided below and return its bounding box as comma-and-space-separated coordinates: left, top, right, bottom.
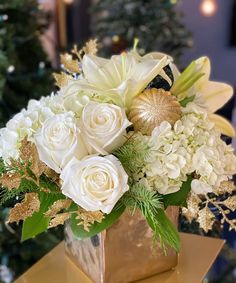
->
0, 0, 235, 282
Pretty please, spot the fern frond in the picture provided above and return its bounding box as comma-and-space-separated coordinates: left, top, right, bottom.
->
114, 136, 150, 175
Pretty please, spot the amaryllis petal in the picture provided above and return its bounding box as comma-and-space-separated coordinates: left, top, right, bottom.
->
75, 52, 171, 109
125, 55, 170, 108
209, 113, 236, 137
200, 81, 233, 113
195, 57, 211, 87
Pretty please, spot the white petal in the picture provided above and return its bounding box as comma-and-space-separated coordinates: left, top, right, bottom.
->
191, 179, 213, 194
209, 113, 236, 137
200, 81, 233, 112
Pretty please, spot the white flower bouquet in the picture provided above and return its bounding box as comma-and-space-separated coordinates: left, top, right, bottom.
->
1, 40, 236, 255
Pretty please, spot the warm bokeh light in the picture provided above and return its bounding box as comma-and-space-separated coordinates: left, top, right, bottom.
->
63, 0, 74, 4
200, 0, 218, 17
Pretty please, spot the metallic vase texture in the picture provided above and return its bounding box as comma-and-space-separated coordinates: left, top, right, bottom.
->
65, 207, 179, 283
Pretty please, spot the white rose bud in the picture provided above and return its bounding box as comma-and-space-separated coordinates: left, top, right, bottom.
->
34, 112, 88, 173
80, 102, 132, 154
60, 155, 129, 213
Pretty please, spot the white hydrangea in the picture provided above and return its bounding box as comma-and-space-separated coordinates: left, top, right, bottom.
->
140, 102, 236, 195
0, 93, 65, 163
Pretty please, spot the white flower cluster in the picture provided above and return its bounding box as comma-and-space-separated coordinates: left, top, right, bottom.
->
0, 84, 91, 163
0, 83, 131, 213
0, 94, 64, 162
139, 103, 236, 195
0, 49, 235, 216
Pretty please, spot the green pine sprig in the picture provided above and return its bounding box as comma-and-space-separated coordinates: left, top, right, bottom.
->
0, 178, 38, 205
121, 184, 180, 252
113, 135, 150, 175
121, 183, 161, 215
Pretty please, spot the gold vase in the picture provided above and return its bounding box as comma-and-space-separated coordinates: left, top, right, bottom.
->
65, 207, 179, 283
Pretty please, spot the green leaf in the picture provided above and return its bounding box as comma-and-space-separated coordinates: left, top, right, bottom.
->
163, 176, 192, 209
70, 204, 125, 239
179, 95, 195, 107
171, 61, 204, 98
22, 192, 65, 241
145, 208, 180, 252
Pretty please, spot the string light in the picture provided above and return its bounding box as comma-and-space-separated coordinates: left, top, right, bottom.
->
39, 62, 45, 69
200, 0, 218, 17
0, 14, 8, 22
112, 35, 120, 43
7, 65, 15, 73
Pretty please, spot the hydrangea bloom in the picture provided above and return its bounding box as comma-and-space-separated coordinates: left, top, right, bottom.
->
137, 103, 236, 195
0, 93, 65, 162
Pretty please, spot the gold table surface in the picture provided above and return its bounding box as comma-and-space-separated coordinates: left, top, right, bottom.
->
14, 233, 224, 283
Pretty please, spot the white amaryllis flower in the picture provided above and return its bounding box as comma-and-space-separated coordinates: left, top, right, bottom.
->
80, 101, 132, 155
194, 57, 233, 113
34, 112, 88, 173
60, 155, 129, 214
69, 51, 171, 109
184, 57, 234, 137
194, 57, 235, 137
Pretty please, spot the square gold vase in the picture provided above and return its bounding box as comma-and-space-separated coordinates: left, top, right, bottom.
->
65, 207, 179, 283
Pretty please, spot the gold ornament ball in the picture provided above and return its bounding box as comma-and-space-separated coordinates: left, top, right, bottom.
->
129, 88, 181, 135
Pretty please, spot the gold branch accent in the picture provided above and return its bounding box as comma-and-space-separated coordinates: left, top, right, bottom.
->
75, 208, 104, 232
0, 171, 21, 190
82, 39, 98, 55
8, 193, 40, 223
60, 53, 81, 73
53, 72, 72, 88
197, 206, 215, 233
48, 212, 70, 228
214, 181, 235, 195
221, 196, 236, 211
205, 195, 236, 231
45, 199, 72, 218
182, 193, 201, 223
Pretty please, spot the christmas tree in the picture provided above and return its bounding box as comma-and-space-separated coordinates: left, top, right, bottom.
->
0, 1, 62, 281
0, 0, 53, 126
91, 0, 192, 60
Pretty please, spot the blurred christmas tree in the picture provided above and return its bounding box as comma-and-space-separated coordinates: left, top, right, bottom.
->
0, 1, 62, 282
91, 0, 193, 59
0, 207, 63, 283
0, 0, 53, 126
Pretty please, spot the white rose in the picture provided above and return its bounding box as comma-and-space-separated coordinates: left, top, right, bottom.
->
60, 155, 129, 213
34, 112, 88, 173
60, 81, 90, 116
80, 102, 131, 154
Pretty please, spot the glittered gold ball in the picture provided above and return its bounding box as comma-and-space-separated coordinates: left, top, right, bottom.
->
129, 88, 181, 135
